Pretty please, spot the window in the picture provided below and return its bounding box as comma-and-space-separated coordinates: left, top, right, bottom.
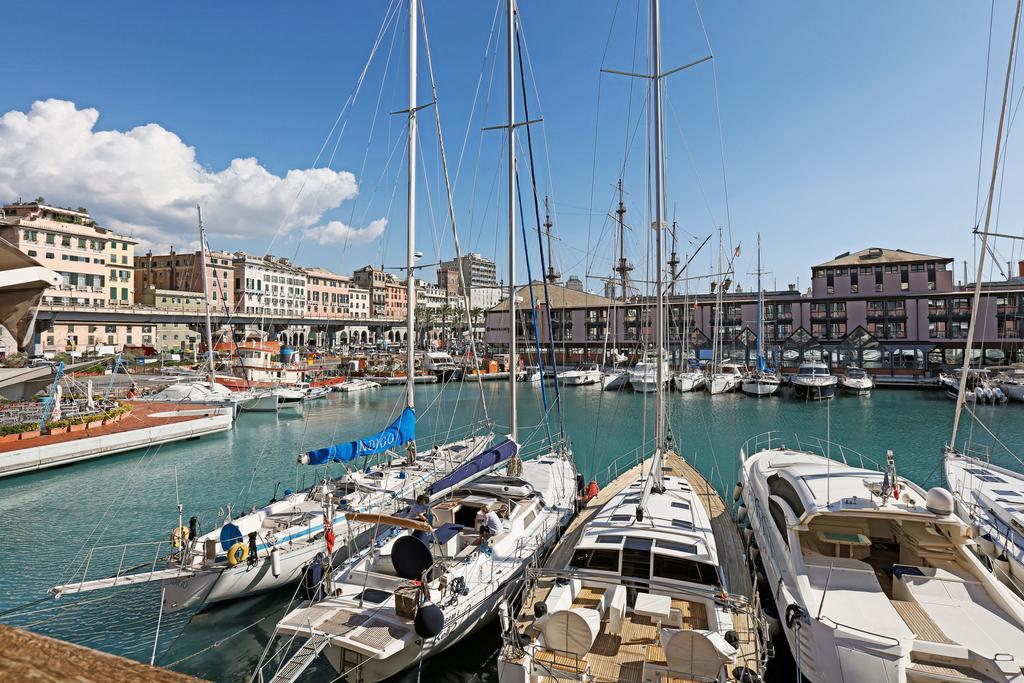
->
911, 263, 925, 272
27, 250, 37, 257
767, 474, 806, 516
78, 238, 87, 248
885, 265, 899, 274
46, 252, 54, 259
46, 234, 55, 245
652, 555, 720, 586
62, 236, 71, 247
621, 537, 652, 579
569, 548, 619, 572
105, 325, 116, 333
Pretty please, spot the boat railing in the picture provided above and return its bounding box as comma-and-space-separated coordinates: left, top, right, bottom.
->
52, 538, 182, 596
739, 431, 881, 471
600, 446, 646, 488
816, 615, 903, 647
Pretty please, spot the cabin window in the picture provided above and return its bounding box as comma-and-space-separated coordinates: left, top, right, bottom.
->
621, 537, 653, 579
767, 474, 806, 517
597, 535, 624, 544
768, 499, 790, 547
652, 555, 720, 587
354, 588, 390, 604
570, 548, 619, 572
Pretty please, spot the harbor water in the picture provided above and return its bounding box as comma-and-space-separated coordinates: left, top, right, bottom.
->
0, 382, 1021, 681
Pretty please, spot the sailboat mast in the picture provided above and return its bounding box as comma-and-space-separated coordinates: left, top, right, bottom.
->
950, 0, 1022, 448
616, 179, 627, 301
507, 0, 518, 442
197, 206, 215, 386
756, 232, 763, 368
651, 0, 665, 450
405, 0, 418, 410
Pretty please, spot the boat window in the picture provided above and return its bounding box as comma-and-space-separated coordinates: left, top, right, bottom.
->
611, 514, 632, 523
597, 535, 623, 544
621, 537, 653, 579
652, 554, 719, 587
671, 501, 690, 510
570, 548, 619, 572
656, 539, 697, 554
671, 519, 694, 530
993, 490, 1022, 498
353, 588, 391, 604
768, 499, 790, 547
767, 474, 806, 517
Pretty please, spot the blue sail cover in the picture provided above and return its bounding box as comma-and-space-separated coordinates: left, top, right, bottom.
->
304, 407, 415, 465
427, 439, 518, 496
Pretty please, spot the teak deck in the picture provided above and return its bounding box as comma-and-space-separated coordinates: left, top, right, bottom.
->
520, 452, 761, 682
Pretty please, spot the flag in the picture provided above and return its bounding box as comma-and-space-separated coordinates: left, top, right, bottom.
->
734, 244, 741, 257
324, 516, 335, 554
692, 299, 698, 310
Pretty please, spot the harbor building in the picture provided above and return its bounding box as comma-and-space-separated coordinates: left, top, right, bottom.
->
134, 248, 235, 312
0, 202, 138, 308
484, 247, 1024, 379
438, 252, 503, 311
233, 253, 307, 317
304, 267, 352, 319
353, 265, 408, 320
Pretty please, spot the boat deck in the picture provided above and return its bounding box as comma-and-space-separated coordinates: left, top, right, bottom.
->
513, 452, 762, 682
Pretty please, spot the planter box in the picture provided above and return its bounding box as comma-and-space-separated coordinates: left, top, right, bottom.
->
0, 433, 22, 444
19, 430, 40, 440
68, 422, 87, 433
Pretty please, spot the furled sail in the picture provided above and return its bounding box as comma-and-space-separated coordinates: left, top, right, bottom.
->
427, 439, 518, 496
299, 407, 415, 465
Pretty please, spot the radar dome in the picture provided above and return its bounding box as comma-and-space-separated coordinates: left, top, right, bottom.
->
925, 487, 955, 516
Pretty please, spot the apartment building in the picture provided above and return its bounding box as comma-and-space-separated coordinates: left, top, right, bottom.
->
233, 253, 307, 317
438, 251, 502, 310
485, 247, 1024, 377
305, 267, 351, 319
0, 202, 138, 307
353, 265, 406, 319
348, 286, 370, 319
415, 278, 448, 312
134, 248, 235, 311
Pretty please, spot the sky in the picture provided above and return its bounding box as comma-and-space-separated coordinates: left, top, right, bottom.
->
1, 1, 1021, 293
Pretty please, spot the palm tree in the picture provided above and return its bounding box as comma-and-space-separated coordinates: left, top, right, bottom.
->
416, 306, 436, 348
469, 307, 485, 341
440, 303, 455, 347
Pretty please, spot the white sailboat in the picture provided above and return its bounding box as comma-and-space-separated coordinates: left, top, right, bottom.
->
945, 0, 1024, 602
740, 234, 780, 397
629, 357, 669, 393
560, 363, 602, 386
498, 3, 767, 678
262, 5, 576, 680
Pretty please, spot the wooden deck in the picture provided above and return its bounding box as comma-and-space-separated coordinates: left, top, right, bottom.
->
512, 452, 764, 682
891, 599, 955, 644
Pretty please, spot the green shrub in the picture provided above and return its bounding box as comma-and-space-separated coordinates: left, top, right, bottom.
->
0, 422, 39, 436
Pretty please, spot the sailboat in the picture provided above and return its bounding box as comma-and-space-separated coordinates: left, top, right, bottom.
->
141, 208, 278, 414
50, 14, 498, 613
741, 234, 780, 397
498, 3, 766, 680
262, 4, 576, 680
945, 0, 1024, 597
706, 230, 742, 395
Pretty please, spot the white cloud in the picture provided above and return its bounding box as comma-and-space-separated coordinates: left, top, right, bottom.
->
308, 218, 388, 245
0, 99, 386, 251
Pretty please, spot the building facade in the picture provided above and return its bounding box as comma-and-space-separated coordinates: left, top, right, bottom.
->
233, 253, 307, 317
485, 248, 1024, 377
135, 248, 235, 311
305, 267, 351, 319
0, 202, 138, 308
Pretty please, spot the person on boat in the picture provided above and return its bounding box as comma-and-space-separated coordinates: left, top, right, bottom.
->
407, 494, 435, 544
475, 507, 502, 543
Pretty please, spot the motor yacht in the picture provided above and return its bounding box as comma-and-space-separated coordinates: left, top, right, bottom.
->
560, 363, 603, 386
422, 351, 461, 381
602, 369, 630, 391
629, 360, 668, 393
790, 362, 837, 400
840, 366, 874, 394
336, 378, 381, 393
739, 439, 1024, 682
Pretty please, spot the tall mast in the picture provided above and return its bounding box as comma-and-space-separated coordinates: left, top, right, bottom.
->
507, 0, 518, 442
668, 220, 679, 297
755, 232, 764, 370
197, 206, 215, 386
651, 0, 666, 450
614, 179, 630, 301
405, 0, 418, 410
950, 0, 1021, 448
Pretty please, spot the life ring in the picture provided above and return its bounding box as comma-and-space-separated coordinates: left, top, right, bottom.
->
170, 525, 190, 548
227, 542, 249, 566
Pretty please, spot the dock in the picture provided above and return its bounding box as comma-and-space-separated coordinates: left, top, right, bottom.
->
0, 624, 202, 682
0, 401, 233, 478
362, 374, 437, 385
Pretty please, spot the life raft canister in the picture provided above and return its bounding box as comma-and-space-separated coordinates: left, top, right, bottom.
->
227, 541, 249, 566
584, 480, 599, 503
170, 525, 190, 548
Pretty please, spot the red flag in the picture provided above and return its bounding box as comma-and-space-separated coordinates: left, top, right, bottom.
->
323, 516, 335, 554
692, 299, 698, 310
734, 244, 741, 257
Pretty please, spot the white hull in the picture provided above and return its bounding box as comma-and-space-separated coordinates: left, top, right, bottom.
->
673, 372, 705, 392
602, 372, 629, 391
337, 379, 381, 392
1001, 382, 1024, 402
236, 393, 279, 412
841, 377, 873, 394
708, 374, 739, 395
561, 370, 602, 386
740, 378, 779, 396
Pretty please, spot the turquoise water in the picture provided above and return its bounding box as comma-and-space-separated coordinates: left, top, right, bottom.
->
1, 382, 1022, 682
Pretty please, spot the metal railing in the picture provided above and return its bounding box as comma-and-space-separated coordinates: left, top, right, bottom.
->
739, 431, 881, 471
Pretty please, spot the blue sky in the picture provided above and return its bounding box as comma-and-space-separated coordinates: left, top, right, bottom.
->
0, 1, 1019, 292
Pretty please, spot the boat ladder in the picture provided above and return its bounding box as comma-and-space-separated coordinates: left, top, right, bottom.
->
269, 632, 331, 683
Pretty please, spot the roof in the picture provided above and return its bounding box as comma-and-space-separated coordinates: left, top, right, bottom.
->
492, 282, 615, 312
814, 247, 952, 269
